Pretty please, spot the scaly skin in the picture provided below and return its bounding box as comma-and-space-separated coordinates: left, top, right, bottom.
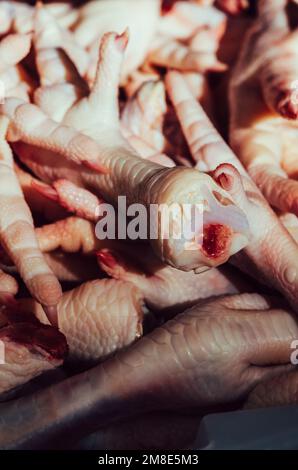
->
0, 33, 33, 102
35, 217, 101, 254
230, 0, 298, 217
15, 164, 67, 221
0, 293, 296, 449
21, 279, 144, 364
166, 71, 298, 312
74, 0, 160, 83
1, 32, 249, 272
158, 1, 226, 40
32, 178, 104, 222
148, 22, 226, 73
121, 80, 167, 152
0, 116, 62, 325
35, 217, 240, 311
34, 4, 88, 76
97, 244, 241, 312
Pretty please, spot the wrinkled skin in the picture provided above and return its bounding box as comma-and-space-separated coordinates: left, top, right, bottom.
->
15, 164, 67, 222
1, 31, 250, 272
121, 80, 167, 152
20, 279, 144, 364
30, 215, 243, 312
0, 293, 296, 449
34, 216, 241, 313
35, 217, 100, 255
166, 71, 298, 312
0, 116, 62, 325
230, 0, 298, 217
74, 0, 160, 83
96, 243, 244, 313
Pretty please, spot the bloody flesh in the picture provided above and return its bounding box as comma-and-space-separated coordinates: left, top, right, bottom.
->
202, 223, 231, 258
0, 323, 68, 360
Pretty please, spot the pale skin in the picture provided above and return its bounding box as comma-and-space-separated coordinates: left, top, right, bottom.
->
0, 116, 62, 325
166, 70, 298, 312
1, 0, 298, 444
0, 293, 297, 449
19, 278, 144, 365
1, 30, 250, 272
230, 0, 298, 217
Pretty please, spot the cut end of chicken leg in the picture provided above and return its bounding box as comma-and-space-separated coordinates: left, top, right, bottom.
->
148, 166, 250, 272
0, 317, 68, 395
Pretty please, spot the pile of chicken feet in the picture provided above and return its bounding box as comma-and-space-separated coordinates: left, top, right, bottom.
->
0, 0, 298, 450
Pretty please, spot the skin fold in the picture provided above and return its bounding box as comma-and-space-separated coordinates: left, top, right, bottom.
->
1, 30, 250, 272
1, 0, 298, 449
35, 217, 101, 254
166, 71, 298, 312
121, 80, 167, 153
19, 279, 144, 364
15, 164, 67, 222
33, 216, 241, 313
0, 116, 62, 325
0, 293, 296, 449
73, 0, 160, 83
230, 0, 298, 217
96, 243, 243, 313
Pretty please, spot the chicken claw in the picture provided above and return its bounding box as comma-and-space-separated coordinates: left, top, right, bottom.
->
5, 31, 249, 272
0, 116, 62, 325
166, 71, 298, 312
230, 0, 298, 217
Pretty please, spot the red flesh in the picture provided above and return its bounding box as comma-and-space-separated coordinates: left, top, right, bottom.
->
162, 0, 183, 14
0, 322, 68, 360
96, 250, 118, 270
202, 223, 231, 258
